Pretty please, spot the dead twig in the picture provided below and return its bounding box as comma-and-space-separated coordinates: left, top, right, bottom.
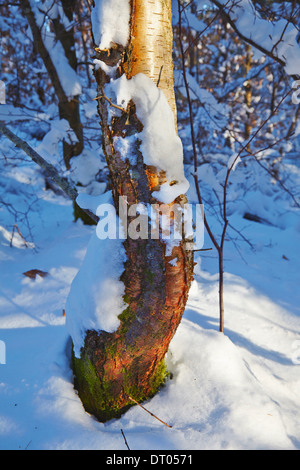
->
128, 395, 172, 428
120, 429, 131, 450
10, 224, 28, 248
93, 93, 126, 113
24, 440, 32, 450
192, 248, 213, 252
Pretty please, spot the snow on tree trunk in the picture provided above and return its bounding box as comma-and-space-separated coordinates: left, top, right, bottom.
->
67, 0, 194, 422
21, 0, 83, 169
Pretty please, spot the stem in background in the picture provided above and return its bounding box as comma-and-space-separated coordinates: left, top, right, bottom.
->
178, 2, 198, 175
178, 0, 225, 333
177, 0, 295, 333
0, 122, 98, 223
21, 0, 84, 169
210, 0, 300, 81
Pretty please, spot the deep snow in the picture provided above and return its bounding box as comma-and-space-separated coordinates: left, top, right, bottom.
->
0, 162, 300, 450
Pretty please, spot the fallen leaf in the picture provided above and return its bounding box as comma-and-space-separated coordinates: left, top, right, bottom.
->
23, 269, 49, 279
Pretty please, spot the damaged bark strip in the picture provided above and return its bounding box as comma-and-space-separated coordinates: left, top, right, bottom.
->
72, 0, 194, 422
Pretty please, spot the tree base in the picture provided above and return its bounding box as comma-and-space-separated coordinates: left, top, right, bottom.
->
71, 340, 169, 422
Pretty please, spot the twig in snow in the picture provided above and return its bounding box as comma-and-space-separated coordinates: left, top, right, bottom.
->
10, 224, 28, 248
120, 429, 131, 450
128, 395, 172, 428
24, 440, 32, 450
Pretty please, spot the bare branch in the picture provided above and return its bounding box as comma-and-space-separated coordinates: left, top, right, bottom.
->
127, 395, 172, 428
120, 429, 130, 450
93, 93, 127, 112
0, 122, 99, 223
210, 0, 300, 80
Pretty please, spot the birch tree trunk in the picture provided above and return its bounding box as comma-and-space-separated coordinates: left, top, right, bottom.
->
71, 0, 194, 422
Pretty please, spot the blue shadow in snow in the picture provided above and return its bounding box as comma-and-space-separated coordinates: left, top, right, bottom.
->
183, 307, 293, 367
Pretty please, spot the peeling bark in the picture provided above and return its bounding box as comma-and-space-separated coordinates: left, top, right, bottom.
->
72, 0, 194, 422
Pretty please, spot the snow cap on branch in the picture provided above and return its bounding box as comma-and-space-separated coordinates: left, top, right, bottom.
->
91, 0, 131, 50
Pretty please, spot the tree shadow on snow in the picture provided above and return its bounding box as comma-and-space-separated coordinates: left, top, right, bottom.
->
183, 307, 292, 366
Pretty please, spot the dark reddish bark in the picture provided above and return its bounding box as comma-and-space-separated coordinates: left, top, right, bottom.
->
71, 0, 194, 422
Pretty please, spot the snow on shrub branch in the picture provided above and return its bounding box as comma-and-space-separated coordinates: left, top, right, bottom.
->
211, 0, 300, 76
28, 0, 82, 98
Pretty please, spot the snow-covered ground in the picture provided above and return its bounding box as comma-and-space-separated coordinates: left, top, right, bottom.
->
0, 156, 300, 451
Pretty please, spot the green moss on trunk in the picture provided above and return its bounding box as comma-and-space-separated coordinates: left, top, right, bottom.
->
71, 342, 169, 422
